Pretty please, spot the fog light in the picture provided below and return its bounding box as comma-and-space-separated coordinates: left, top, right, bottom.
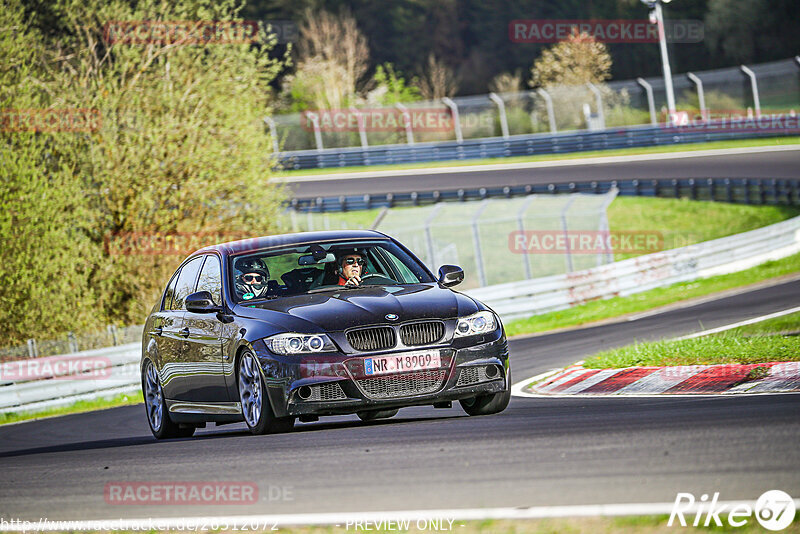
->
297, 385, 313, 400
485, 365, 499, 378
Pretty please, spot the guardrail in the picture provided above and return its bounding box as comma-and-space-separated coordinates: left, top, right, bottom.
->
278, 117, 798, 170
465, 214, 800, 320
290, 177, 800, 212
4, 214, 799, 414
0, 343, 140, 413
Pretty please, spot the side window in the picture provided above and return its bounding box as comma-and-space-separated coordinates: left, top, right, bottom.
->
172, 256, 205, 310
381, 248, 422, 283
196, 256, 222, 306
162, 269, 181, 311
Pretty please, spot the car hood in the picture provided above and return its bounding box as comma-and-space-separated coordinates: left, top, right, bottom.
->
234, 283, 480, 332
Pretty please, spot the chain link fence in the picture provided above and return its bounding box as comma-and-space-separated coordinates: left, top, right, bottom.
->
269, 58, 800, 152
1, 325, 143, 363
289, 190, 617, 291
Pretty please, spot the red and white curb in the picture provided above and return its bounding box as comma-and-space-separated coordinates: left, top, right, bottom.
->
515, 361, 800, 397
512, 306, 800, 398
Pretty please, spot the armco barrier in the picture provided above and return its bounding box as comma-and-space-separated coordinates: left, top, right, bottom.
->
0, 343, 140, 412
278, 117, 799, 170
3, 215, 799, 413
290, 177, 800, 213
465, 215, 800, 320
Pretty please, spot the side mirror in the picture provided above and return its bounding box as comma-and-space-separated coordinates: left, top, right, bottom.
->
185, 291, 223, 314
437, 265, 464, 287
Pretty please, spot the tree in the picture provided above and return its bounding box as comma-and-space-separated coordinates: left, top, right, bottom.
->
288, 8, 370, 110
417, 53, 458, 101
1, 0, 288, 343
529, 30, 612, 88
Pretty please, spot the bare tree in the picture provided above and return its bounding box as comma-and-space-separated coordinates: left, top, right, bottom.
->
489, 70, 523, 95
418, 53, 458, 101
294, 8, 369, 108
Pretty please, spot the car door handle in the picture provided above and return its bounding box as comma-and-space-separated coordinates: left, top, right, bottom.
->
151, 327, 163, 337
180, 328, 190, 338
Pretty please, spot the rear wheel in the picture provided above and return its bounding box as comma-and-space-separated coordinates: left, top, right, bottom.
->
357, 408, 399, 421
459, 369, 511, 416
142, 360, 195, 439
238, 351, 295, 435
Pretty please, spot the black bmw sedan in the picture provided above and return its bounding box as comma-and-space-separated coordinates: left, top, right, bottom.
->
141, 230, 510, 438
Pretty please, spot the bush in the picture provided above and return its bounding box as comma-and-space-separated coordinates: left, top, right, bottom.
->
1, 0, 288, 344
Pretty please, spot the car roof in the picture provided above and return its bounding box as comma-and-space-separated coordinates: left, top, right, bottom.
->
192, 229, 390, 257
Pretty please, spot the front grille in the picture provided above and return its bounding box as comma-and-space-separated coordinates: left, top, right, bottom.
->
347, 326, 395, 351
456, 365, 502, 386
400, 321, 444, 346
308, 382, 347, 401
357, 370, 446, 399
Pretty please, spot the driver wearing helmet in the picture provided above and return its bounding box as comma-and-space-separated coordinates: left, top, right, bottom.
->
234, 257, 270, 300
335, 250, 367, 287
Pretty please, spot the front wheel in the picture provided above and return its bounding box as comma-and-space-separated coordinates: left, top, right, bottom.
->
459, 369, 511, 416
238, 351, 295, 435
142, 359, 195, 439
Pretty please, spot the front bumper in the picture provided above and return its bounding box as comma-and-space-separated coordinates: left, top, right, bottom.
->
278, 335, 510, 417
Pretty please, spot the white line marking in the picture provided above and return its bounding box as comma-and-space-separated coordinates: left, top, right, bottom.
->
12, 500, 800, 530
615, 366, 705, 394
674, 305, 800, 340
272, 144, 800, 183
559, 369, 619, 394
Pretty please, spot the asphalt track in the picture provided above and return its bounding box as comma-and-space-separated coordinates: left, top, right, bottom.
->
283, 147, 800, 198
1, 279, 798, 521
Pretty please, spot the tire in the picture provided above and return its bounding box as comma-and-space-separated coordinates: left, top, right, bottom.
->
357, 408, 399, 421
238, 350, 295, 435
142, 359, 195, 439
459, 368, 511, 416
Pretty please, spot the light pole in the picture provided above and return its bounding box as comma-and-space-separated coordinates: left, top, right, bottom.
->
642, 0, 676, 116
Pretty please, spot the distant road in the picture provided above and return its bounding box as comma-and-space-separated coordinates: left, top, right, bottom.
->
279, 145, 800, 198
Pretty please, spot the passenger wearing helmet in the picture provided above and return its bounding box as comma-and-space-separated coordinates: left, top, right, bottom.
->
234, 257, 270, 300
334, 249, 366, 287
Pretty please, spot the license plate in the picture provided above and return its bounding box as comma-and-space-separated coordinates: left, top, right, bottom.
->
364, 350, 441, 376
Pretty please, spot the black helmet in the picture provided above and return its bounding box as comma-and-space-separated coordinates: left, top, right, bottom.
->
234, 257, 269, 280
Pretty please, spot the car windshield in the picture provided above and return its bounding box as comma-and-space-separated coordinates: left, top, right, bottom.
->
229, 240, 434, 302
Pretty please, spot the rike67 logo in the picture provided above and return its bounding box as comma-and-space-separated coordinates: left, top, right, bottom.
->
669, 490, 796, 531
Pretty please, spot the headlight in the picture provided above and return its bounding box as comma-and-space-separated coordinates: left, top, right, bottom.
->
454, 311, 497, 338
266, 333, 337, 355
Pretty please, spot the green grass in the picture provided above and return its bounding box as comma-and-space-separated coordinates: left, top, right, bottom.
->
606, 197, 800, 260
583, 305, 800, 369
583, 334, 800, 369
0, 391, 142, 426
274, 135, 800, 177
728, 311, 800, 336
505, 252, 800, 337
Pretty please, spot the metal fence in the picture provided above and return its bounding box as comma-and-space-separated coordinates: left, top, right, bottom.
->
1, 325, 143, 362
270, 57, 800, 169
290, 177, 800, 214
466, 214, 800, 320
288, 191, 617, 291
